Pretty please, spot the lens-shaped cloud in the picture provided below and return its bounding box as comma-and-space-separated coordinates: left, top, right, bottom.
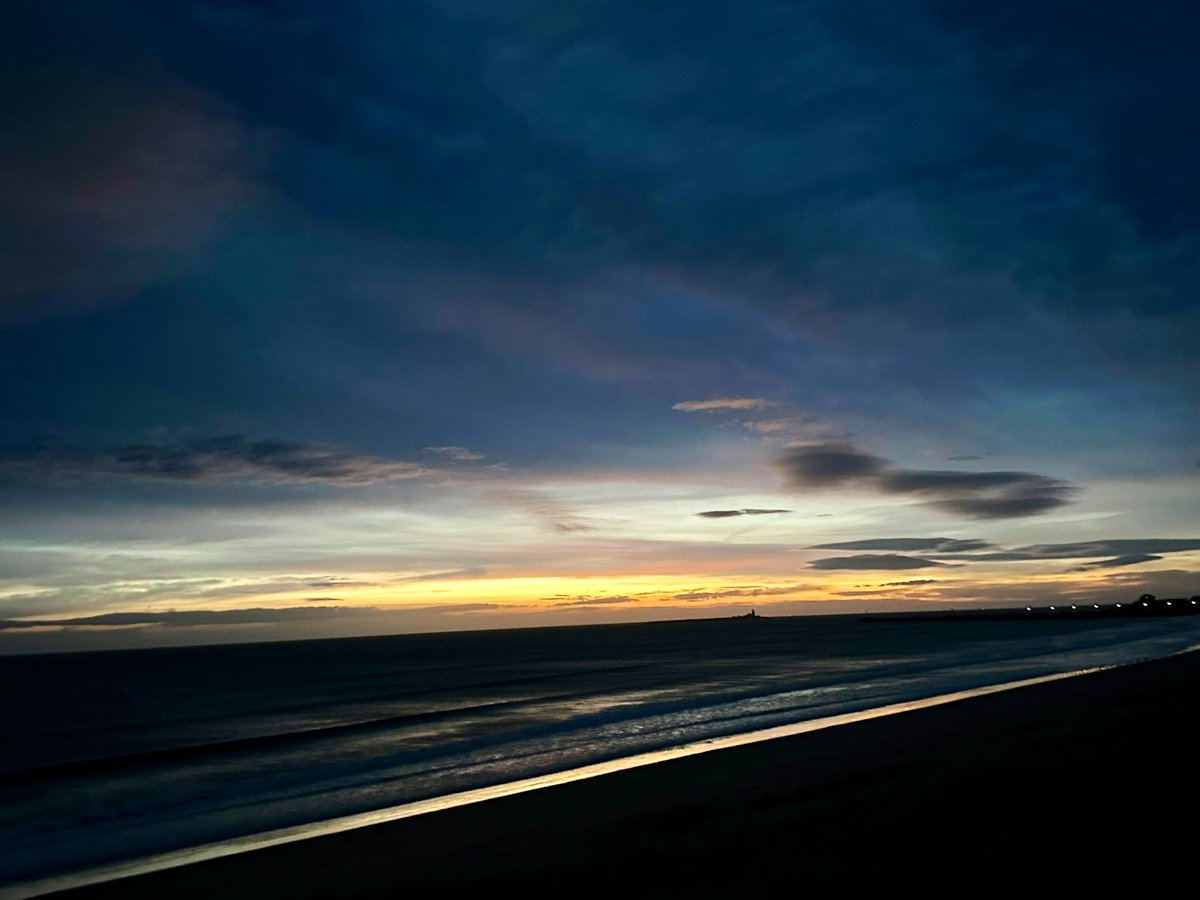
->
809, 554, 948, 570
696, 508, 791, 519
778, 442, 1076, 519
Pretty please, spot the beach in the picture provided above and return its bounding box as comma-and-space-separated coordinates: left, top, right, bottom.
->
49, 646, 1200, 898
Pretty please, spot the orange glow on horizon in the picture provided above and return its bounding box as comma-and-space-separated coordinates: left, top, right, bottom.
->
106, 566, 1139, 619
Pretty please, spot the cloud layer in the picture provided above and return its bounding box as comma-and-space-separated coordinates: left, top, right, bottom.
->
811, 538, 992, 552
936, 539, 1200, 562
810, 536, 1200, 573
0, 436, 431, 486
778, 443, 1077, 519
809, 554, 948, 571
673, 397, 774, 412
697, 508, 791, 519
1070, 554, 1163, 572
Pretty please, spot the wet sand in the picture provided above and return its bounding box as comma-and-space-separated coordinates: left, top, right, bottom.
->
55, 648, 1200, 898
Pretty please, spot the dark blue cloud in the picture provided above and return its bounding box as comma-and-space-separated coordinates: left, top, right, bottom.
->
1070, 554, 1162, 572
696, 509, 791, 519
1, 0, 1197, 492
811, 538, 992, 553
810, 555, 948, 571
778, 443, 1077, 519
0, 435, 430, 485
938, 539, 1200, 562
777, 443, 888, 487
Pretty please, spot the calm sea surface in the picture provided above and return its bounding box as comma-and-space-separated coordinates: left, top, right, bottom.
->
2, 612, 1199, 887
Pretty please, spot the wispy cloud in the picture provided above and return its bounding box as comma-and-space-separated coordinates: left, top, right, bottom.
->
738, 414, 843, 440
552, 595, 633, 607
696, 508, 791, 519
399, 566, 487, 582
805, 536, 1200, 574
306, 577, 378, 589
487, 486, 595, 533
425, 445, 486, 461
742, 417, 809, 434
936, 539, 1200, 562
673, 397, 774, 412
778, 442, 1077, 519
811, 537, 991, 552
1070, 554, 1162, 572
0, 436, 432, 486
671, 583, 816, 601
809, 554, 949, 570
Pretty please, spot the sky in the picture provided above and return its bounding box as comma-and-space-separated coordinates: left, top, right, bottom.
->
2, 0, 1198, 653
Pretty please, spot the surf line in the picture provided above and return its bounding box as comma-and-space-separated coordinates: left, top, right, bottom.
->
0, 662, 1139, 900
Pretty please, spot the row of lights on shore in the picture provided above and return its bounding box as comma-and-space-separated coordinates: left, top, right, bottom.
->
1025, 599, 1200, 612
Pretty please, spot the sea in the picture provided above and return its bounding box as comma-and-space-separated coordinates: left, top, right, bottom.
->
3, 611, 1200, 891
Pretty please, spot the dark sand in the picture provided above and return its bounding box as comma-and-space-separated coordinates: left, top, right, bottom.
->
58, 649, 1200, 898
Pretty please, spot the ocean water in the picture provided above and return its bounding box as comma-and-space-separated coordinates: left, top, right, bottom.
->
2, 612, 1199, 889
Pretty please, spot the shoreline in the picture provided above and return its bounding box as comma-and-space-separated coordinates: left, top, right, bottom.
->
11, 644, 1200, 898
2, 668, 1097, 899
